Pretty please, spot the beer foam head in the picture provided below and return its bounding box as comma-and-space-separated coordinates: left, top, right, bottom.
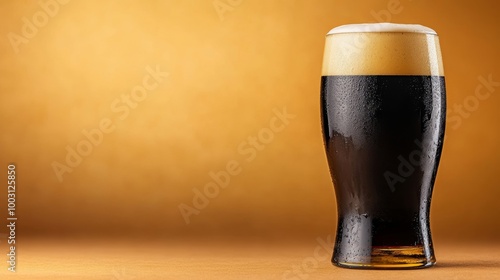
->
322, 23, 444, 76
327, 23, 437, 35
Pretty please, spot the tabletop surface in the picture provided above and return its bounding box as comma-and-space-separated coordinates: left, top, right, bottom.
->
1, 239, 499, 279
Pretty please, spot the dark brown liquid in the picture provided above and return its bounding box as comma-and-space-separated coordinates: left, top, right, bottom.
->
321, 75, 446, 264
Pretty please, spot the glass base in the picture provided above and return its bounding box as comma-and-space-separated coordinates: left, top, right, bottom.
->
333, 246, 436, 269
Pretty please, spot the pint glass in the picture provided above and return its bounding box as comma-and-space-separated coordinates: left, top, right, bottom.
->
320, 23, 445, 269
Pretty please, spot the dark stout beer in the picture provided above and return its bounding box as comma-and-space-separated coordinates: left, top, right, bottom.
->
321, 24, 446, 269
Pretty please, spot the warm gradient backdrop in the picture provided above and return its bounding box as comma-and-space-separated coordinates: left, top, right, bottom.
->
0, 0, 499, 245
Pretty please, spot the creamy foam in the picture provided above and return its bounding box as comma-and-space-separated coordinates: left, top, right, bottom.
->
322, 23, 444, 76
327, 23, 437, 35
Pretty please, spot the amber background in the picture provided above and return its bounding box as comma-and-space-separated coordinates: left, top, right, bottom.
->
0, 0, 499, 245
